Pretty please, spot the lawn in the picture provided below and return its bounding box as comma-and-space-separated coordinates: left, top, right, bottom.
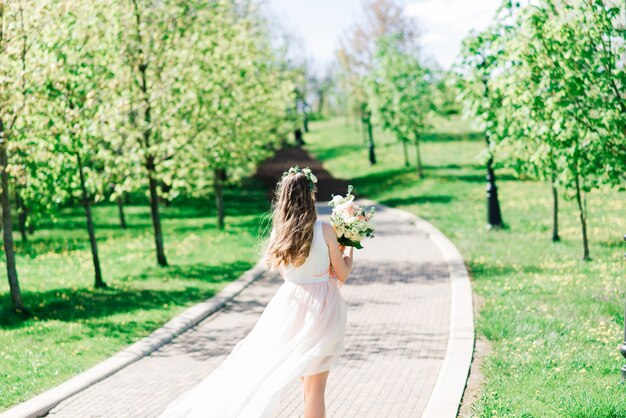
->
307, 117, 626, 417
0, 180, 272, 411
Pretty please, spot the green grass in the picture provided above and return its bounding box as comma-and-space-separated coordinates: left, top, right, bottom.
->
307, 116, 626, 417
0, 180, 271, 411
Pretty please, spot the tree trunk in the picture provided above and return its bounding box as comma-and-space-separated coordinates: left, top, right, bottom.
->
147, 157, 168, 267
303, 114, 309, 133
485, 158, 504, 229
0, 135, 25, 313
360, 120, 367, 145
481, 75, 504, 229
294, 128, 304, 147
135, 18, 168, 267
402, 140, 410, 167
414, 137, 423, 178
214, 168, 225, 230
574, 174, 590, 260
365, 116, 376, 165
160, 181, 172, 207
317, 89, 325, 114
77, 152, 106, 288
117, 195, 127, 229
551, 177, 560, 242
16, 191, 27, 242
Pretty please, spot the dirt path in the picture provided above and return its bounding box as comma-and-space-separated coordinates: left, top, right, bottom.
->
254, 145, 350, 201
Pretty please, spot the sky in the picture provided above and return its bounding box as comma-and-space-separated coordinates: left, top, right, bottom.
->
266, 0, 501, 72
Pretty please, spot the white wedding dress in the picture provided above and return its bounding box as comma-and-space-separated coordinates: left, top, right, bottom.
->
159, 220, 347, 418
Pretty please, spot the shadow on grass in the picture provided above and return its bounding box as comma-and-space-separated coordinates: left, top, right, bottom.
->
38, 218, 150, 231
425, 171, 518, 184
348, 168, 414, 194
422, 131, 483, 142
0, 260, 254, 329
169, 215, 269, 236
135, 260, 254, 282
9, 179, 271, 259
596, 239, 626, 249
346, 166, 484, 200
308, 143, 366, 162
15, 238, 104, 259
380, 195, 453, 206
423, 163, 482, 171
467, 260, 546, 278
371, 129, 482, 144
136, 187, 270, 221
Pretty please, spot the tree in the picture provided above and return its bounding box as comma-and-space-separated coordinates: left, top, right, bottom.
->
184, 0, 293, 230
486, 6, 566, 243
114, 0, 200, 266
38, 0, 117, 288
0, 0, 53, 313
369, 34, 432, 176
523, 0, 626, 259
477, 0, 626, 258
457, 24, 506, 229
337, 0, 421, 166
309, 71, 334, 115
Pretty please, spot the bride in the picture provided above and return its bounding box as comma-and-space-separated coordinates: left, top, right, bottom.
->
159, 166, 354, 418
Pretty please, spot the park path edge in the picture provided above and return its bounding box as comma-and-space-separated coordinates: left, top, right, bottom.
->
359, 199, 475, 418
0, 262, 267, 418
418, 215, 475, 417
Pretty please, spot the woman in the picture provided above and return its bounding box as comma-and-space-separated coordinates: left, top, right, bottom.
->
159, 167, 354, 418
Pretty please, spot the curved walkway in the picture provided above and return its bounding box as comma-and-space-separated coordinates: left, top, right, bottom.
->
41, 202, 462, 417
4, 146, 474, 417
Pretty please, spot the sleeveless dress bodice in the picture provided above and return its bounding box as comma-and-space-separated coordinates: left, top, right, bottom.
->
281, 221, 330, 284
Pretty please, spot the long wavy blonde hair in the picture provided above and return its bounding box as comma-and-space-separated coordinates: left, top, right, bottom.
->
265, 171, 317, 270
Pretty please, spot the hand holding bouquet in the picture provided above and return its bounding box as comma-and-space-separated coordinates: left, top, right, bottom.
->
328, 185, 375, 249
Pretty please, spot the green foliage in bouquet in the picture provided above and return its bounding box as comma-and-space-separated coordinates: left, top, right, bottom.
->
337, 236, 365, 250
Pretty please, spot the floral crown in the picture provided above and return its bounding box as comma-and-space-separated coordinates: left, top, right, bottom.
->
282, 165, 318, 191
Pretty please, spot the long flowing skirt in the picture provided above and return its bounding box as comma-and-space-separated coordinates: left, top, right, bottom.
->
159, 278, 347, 418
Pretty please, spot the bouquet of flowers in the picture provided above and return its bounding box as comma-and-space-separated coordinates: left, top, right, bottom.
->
328, 185, 375, 249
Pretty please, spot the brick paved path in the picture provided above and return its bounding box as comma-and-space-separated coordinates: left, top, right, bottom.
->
47, 204, 451, 418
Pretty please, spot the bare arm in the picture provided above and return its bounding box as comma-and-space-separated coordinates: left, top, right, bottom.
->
322, 222, 353, 283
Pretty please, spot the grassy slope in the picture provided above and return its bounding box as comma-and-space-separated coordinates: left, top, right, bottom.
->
307, 117, 626, 417
0, 181, 271, 410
